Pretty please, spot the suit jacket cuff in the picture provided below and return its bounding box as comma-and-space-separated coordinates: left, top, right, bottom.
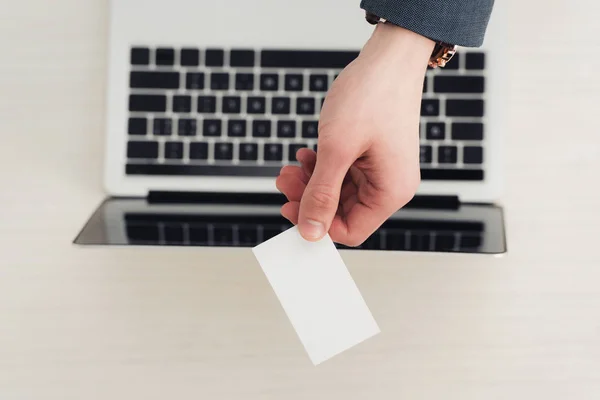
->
360, 0, 494, 47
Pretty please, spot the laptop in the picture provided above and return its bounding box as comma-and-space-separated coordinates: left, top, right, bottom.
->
75, 0, 507, 254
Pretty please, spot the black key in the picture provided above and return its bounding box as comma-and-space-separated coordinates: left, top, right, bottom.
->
155, 48, 175, 66
128, 118, 147, 135
313, 143, 318, 152
309, 74, 328, 92
260, 74, 279, 91
442, 53, 460, 70
421, 99, 440, 116
197, 96, 216, 113
423, 77, 428, 93
264, 143, 283, 161
180, 48, 200, 66
438, 146, 458, 164
164, 142, 183, 159
434, 76, 484, 93
252, 120, 271, 138
247, 97, 266, 114
173, 95, 191, 113
130, 71, 179, 89
463, 146, 483, 164
222, 96, 241, 114
238, 226, 258, 246
189, 225, 209, 244
213, 225, 233, 245
203, 119, 222, 137
186, 73, 205, 90
228, 120, 246, 137
277, 120, 296, 138
435, 233, 456, 251
215, 142, 233, 160
230, 49, 255, 67
239, 143, 258, 161
446, 99, 484, 117
420, 169, 484, 181
129, 95, 166, 112
261, 50, 359, 69
420, 145, 432, 163
466, 52, 485, 70
189, 142, 208, 160
131, 47, 150, 65
302, 121, 319, 138
285, 74, 303, 91
296, 97, 315, 115
164, 224, 184, 244
211, 73, 229, 90
178, 118, 197, 136
205, 49, 224, 66
459, 234, 483, 248
271, 97, 291, 115
153, 118, 172, 136
426, 123, 446, 140
452, 123, 483, 140
126, 164, 291, 177
289, 143, 307, 162
321, 97, 325, 109
127, 141, 158, 159
235, 73, 254, 91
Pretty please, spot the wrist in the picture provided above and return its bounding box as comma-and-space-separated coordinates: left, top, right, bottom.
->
361, 23, 435, 71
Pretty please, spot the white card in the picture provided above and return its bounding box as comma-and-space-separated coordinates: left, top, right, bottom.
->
252, 226, 380, 365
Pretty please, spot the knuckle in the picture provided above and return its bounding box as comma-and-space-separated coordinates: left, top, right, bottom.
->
390, 173, 421, 205
344, 236, 366, 248
307, 184, 339, 211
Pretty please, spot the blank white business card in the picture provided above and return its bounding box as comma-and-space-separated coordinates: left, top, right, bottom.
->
252, 226, 380, 365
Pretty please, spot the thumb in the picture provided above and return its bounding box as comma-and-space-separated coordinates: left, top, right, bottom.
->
298, 145, 354, 241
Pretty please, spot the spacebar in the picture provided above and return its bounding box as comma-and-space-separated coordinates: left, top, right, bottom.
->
421, 169, 484, 181
126, 164, 282, 177
261, 50, 359, 68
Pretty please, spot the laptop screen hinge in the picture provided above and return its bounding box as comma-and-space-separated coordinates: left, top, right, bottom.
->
147, 191, 460, 210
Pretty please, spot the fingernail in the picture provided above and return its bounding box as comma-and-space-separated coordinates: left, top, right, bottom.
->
299, 219, 325, 241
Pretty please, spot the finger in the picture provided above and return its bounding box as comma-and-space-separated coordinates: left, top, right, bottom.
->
331, 183, 400, 247
296, 148, 317, 177
281, 202, 300, 225
278, 165, 309, 183
276, 172, 307, 202
340, 180, 357, 204
298, 141, 356, 241
333, 202, 389, 246
279, 165, 301, 177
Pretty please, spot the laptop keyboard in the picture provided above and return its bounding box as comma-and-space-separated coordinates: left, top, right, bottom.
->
126, 47, 486, 181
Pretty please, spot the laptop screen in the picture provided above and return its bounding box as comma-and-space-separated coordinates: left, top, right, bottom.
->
74, 198, 506, 254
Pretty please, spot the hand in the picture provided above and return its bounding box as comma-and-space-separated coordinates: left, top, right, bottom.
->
276, 24, 435, 246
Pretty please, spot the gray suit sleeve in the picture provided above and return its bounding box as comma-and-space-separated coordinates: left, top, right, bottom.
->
360, 0, 494, 47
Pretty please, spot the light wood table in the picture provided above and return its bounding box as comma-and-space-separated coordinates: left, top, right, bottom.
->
1, 1, 599, 398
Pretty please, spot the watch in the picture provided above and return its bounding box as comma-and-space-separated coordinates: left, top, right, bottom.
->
365, 12, 457, 68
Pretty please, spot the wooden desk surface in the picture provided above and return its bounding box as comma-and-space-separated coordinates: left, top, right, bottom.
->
1, 1, 599, 398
